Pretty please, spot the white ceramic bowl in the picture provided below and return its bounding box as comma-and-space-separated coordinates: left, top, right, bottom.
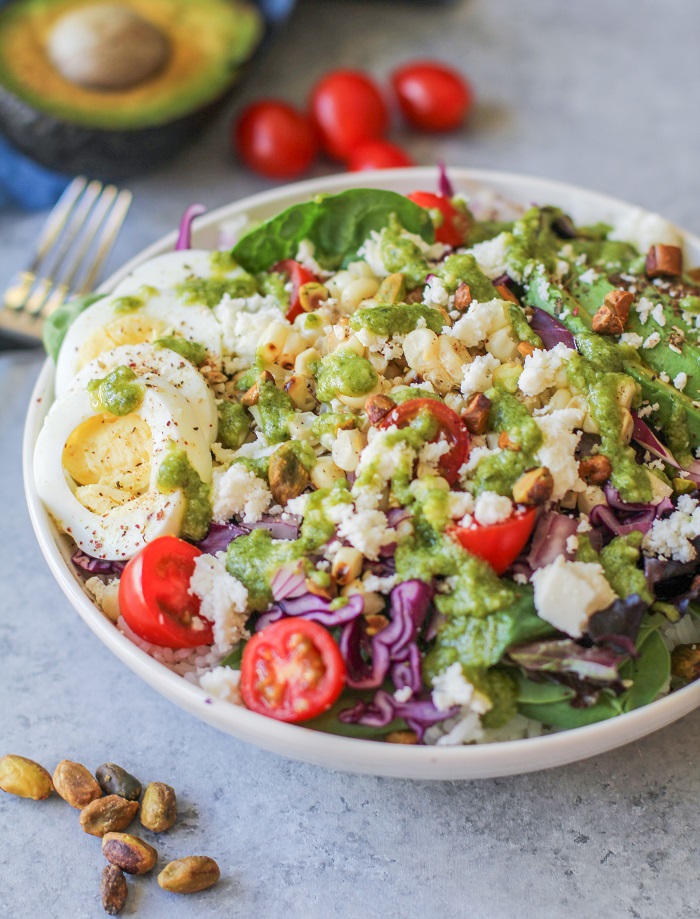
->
24, 167, 700, 780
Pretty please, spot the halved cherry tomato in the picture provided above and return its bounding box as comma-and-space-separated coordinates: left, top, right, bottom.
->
407, 191, 470, 247
447, 507, 537, 575
348, 140, 414, 172
391, 61, 473, 132
310, 69, 388, 160
273, 258, 319, 322
234, 100, 318, 179
118, 536, 212, 649
240, 617, 346, 723
379, 398, 470, 485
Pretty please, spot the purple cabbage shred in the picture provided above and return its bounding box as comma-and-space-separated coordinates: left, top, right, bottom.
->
175, 203, 206, 251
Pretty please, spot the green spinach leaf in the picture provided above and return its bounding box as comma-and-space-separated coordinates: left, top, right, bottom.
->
43, 292, 105, 363
232, 189, 435, 273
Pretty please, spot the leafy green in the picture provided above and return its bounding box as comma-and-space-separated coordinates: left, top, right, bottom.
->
42, 292, 104, 362
232, 189, 435, 273
517, 628, 670, 729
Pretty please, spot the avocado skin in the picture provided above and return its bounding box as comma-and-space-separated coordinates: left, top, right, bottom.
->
0, 0, 294, 180
0, 86, 228, 179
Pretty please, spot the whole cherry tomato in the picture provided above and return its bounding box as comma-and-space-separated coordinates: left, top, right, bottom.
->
379, 398, 470, 485
448, 508, 537, 575
273, 258, 319, 322
310, 70, 388, 160
348, 140, 414, 172
118, 536, 213, 649
407, 191, 470, 247
240, 617, 347, 722
234, 100, 318, 179
391, 61, 473, 132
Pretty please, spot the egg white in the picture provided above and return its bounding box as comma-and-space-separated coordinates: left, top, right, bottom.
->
111, 250, 225, 294
35, 372, 213, 560
64, 343, 218, 445
55, 289, 223, 396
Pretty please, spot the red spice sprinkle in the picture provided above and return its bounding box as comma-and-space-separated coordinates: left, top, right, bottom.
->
573, 307, 579, 316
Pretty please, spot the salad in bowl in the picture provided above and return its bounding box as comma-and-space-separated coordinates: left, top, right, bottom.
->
30, 168, 700, 756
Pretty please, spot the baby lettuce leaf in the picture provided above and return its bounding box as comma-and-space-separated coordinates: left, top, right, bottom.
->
517, 628, 670, 730
232, 189, 435, 273
43, 292, 104, 362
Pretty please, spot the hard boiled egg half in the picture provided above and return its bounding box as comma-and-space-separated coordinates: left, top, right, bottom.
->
34, 370, 213, 560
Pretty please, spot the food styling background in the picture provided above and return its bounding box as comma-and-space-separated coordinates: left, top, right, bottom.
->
1, 1, 699, 916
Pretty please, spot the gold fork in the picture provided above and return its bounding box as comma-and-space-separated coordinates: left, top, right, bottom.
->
1, 176, 132, 344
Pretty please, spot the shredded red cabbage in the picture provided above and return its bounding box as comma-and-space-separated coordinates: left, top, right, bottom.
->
529, 307, 576, 350
339, 580, 433, 690
270, 561, 307, 601
72, 550, 126, 576
437, 161, 454, 198
175, 203, 206, 251
338, 689, 457, 740
256, 592, 365, 630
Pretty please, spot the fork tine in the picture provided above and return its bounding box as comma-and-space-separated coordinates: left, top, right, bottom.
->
24, 180, 104, 316
75, 188, 133, 296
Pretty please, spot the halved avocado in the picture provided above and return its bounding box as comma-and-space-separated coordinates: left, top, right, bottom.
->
0, 0, 272, 178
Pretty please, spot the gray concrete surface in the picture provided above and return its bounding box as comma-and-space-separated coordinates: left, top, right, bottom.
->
2, 1, 700, 916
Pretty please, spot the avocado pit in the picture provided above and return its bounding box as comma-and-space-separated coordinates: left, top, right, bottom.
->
47, 3, 170, 91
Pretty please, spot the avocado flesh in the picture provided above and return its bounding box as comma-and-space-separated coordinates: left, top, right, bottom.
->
0, 0, 263, 129
524, 266, 700, 454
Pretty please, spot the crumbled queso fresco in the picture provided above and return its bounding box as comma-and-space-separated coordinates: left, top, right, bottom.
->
35, 180, 700, 746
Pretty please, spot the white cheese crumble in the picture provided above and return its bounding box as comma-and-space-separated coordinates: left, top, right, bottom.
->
565, 534, 579, 555
531, 556, 617, 638
422, 275, 452, 308
295, 239, 325, 276
328, 504, 397, 561
619, 332, 644, 349
518, 342, 575, 397
635, 297, 655, 326
211, 464, 273, 524
460, 353, 501, 397
643, 494, 700, 563
393, 686, 413, 703
450, 299, 509, 348
659, 371, 671, 384
643, 331, 661, 349
674, 372, 688, 392
474, 491, 513, 526
417, 439, 450, 476
189, 553, 249, 653
534, 407, 586, 500
214, 294, 287, 360
432, 662, 492, 713
609, 209, 682, 253
650, 303, 666, 327
199, 666, 242, 705
447, 491, 475, 519
468, 233, 513, 280
578, 268, 598, 286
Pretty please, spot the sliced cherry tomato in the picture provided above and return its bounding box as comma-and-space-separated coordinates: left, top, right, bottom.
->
448, 507, 537, 575
348, 140, 414, 172
310, 69, 388, 160
379, 397, 470, 485
273, 258, 319, 322
391, 61, 473, 132
407, 191, 470, 247
240, 617, 346, 723
234, 100, 318, 179
118, 536, 212, 649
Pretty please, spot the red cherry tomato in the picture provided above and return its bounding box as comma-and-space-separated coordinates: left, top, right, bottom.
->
234, 100, 318, 179
273, 258, 319, 322
310, 70, 388, 160
448, 507, 537, 575
240, 617, 347, 723
407, 191, 470, 247
118, 536, 213, 649
391, 60, 473, 132
379, 398, 470, 485
348, 140, 414, 172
